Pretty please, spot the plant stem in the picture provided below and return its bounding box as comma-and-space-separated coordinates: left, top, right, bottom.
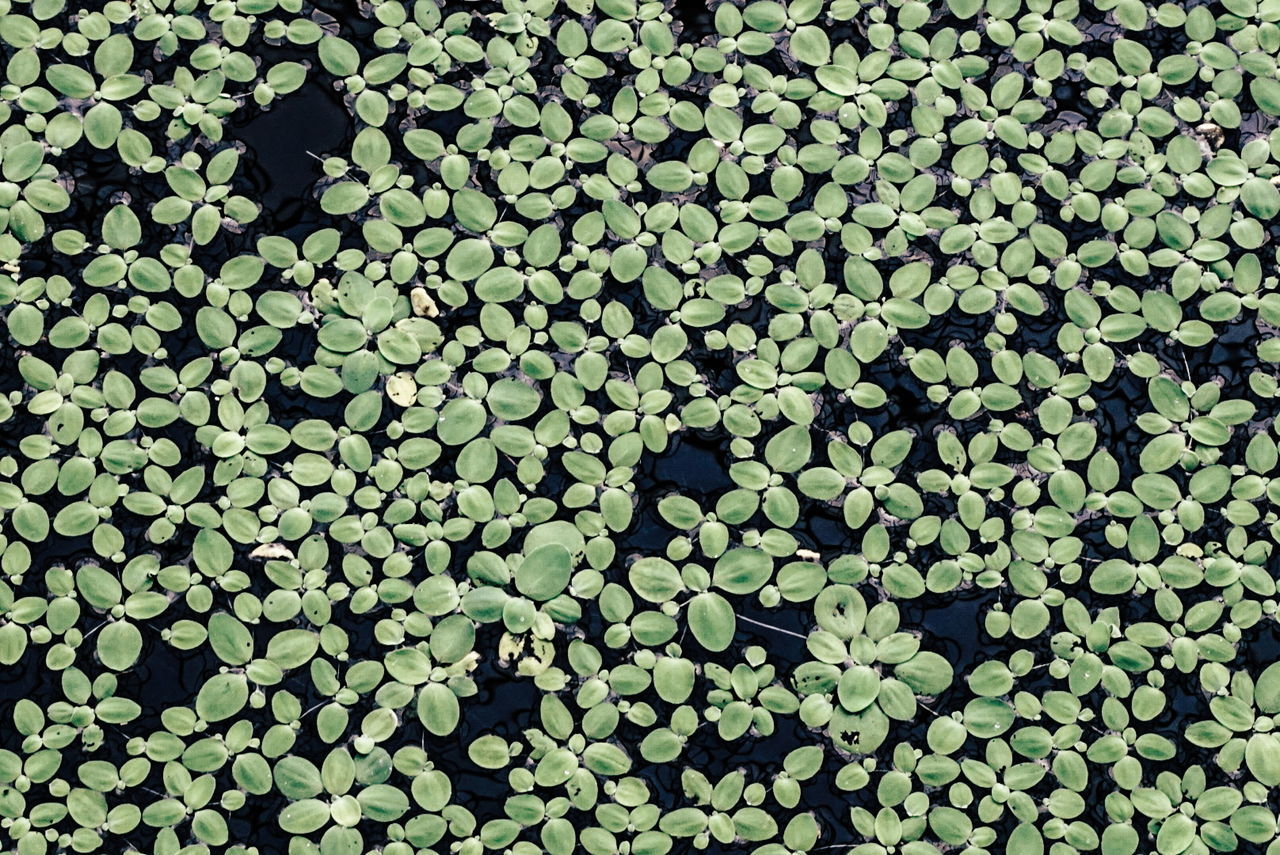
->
738, 613, 808, 640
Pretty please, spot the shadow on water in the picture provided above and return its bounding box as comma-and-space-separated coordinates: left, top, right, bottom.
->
733, 597, 810, 665
416, 656, 544, 823
131, 634, 211, 714
0, 654, 51, 716
459, 657, 543, 743
1243, 617, 1280, 671
797, 506, 853, 557
671, 0, 717, 41
645, 434, 736, 497
901, 587, 990, 677
619, 434, 739, 556
619, 501, 677, 555
231, 78, 351, 233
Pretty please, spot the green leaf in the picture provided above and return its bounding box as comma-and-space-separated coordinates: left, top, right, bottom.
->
97, 621, 142, 671
196, 673, 249, 723
515, 544, 572, 601
688, 592, 736, 652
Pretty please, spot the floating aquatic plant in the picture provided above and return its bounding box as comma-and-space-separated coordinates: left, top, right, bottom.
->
1, 0, 1280, 853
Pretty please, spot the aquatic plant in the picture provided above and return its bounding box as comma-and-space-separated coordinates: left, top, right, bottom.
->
1, 0, 1280, 853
